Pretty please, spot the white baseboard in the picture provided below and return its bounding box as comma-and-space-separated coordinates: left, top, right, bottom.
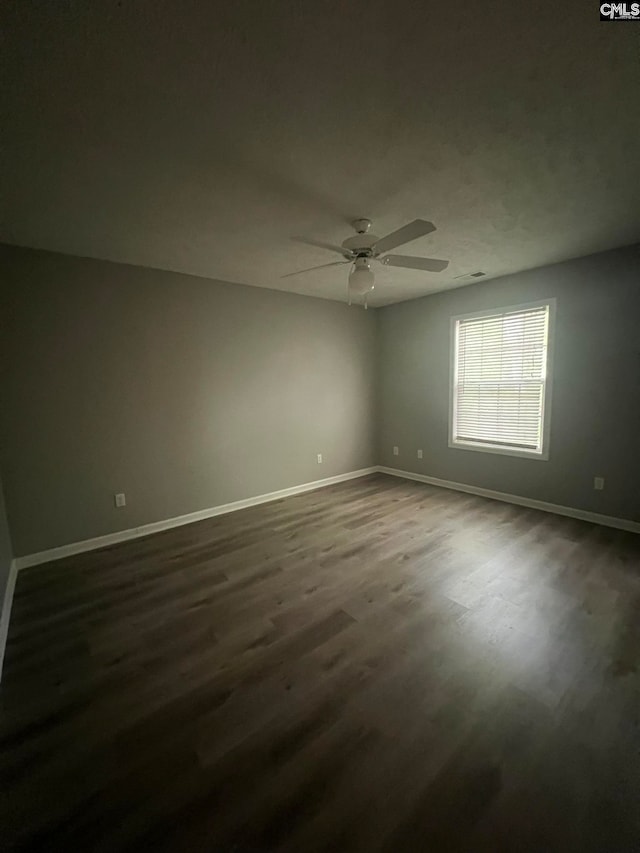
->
378, 466, 640, 534
14, 467, 378, 571
0, 559, 18, 683
12, 463, 639, 574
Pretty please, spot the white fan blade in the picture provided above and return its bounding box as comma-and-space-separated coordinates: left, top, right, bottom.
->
373, 219, 436, 254
382, 254, 449, 273
281, 261, 350, 279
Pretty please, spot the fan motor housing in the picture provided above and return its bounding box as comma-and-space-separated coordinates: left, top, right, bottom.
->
341, 217, 379, 255
341, 234, 379, 254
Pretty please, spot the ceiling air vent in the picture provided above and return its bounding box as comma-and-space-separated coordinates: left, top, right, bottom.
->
454, 271, 486, 280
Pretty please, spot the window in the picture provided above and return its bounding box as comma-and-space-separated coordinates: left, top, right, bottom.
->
449, 300, 554, 459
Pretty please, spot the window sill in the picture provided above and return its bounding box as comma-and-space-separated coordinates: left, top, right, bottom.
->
449, 439, 548, 461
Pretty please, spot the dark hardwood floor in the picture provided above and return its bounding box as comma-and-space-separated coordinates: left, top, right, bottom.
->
1, 473, 639, 852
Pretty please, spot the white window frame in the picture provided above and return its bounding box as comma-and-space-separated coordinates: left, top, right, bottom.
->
448, 298, 556, 461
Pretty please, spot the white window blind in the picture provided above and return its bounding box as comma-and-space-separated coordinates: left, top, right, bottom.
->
451, 304, 551, 456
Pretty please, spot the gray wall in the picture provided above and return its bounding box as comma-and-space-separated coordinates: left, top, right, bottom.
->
2, 241, 638, 558
377, 245, 640, 523
0, 245, 377, 555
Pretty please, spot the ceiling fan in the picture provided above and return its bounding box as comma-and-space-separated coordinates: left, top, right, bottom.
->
282, 218, 449, 307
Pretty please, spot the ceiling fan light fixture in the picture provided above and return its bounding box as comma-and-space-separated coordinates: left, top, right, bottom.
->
348, 258, 375, 295
283, 219, 449, 303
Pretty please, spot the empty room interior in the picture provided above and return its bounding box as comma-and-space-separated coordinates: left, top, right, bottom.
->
1, 2, 640, 851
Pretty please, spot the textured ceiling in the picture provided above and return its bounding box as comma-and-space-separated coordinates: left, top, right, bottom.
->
1, 1, 639, 306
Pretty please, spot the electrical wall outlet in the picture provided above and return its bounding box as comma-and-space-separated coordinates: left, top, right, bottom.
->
114, 492, 126, 508
393, 446, 399, 456
594, 476, 605, 491
317, 453, 323, 464
417, 449, 423, 459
